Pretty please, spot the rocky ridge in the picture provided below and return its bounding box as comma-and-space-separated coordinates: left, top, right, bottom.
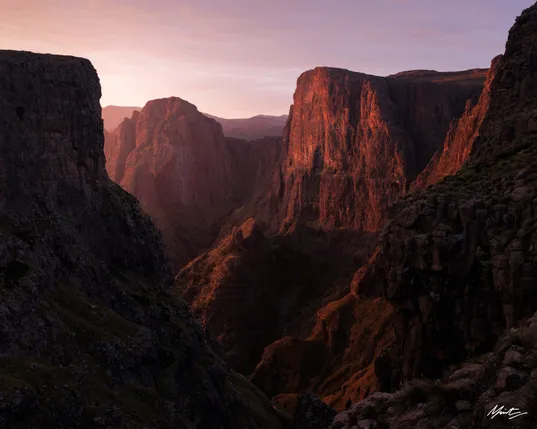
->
0, 50, 286, 429
413, 56, 503, 189
353, 0, 537, 404
204, 113, 288, 140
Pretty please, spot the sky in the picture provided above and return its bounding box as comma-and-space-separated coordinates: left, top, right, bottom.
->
1, 0, 535, 118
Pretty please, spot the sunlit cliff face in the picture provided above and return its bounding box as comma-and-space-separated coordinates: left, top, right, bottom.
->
0, 0, 531, 117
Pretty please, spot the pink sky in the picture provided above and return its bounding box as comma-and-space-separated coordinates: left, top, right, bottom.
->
1, 0, 533, 117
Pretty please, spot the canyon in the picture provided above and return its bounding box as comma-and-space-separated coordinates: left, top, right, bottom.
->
3, 1, 537, 428
103, 56, 492, 412
101, 34, 504, 417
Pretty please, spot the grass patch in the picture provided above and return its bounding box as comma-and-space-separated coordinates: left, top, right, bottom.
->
50, 282, 140, 343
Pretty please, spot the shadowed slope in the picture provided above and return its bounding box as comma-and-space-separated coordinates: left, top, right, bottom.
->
0, 50, 285, 429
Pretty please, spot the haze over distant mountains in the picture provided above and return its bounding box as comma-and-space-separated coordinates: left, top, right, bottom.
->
102, 104, 288, 141
204, 113, 288, 140
101, 105, 142, 132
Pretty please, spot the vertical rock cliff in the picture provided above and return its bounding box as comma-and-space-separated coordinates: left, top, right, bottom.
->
106, 98, 237, 271
104, 110, 139, 184
412, 56, 503, 189
265, 68, 485, 233
0, 50, 286, 429
104, 103, 282, 271
355, 0, 537, 396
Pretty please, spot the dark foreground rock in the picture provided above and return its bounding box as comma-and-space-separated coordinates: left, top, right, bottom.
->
291, 393, 337, 429
0, 50, 286, 429
332, 311, 537, 429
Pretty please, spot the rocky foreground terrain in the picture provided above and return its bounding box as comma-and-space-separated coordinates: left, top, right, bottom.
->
333, 313, 537, 428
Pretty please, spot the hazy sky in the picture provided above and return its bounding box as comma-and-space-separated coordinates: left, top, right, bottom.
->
2, 0, 534, 118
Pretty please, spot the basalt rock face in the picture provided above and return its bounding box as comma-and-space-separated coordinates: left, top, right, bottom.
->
0, 50, 286, 429
266, 68, 484, 233
413, 56, 503, 189
356, 2, 537, 395
104, 104, 282, 271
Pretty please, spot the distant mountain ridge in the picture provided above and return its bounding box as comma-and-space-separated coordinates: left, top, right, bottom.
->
102, 104, 287, 140
101, 105, 142, 131
203, 113, 288, 140
389, 67, 489, 85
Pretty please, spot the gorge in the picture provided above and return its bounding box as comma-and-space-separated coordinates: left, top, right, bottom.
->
2, 2, 537, 428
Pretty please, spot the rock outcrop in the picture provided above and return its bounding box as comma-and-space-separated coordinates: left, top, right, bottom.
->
332, 312, 537, 429
412, 56, 503, 189
106, 98, 237, 270
104, 101, 281, 271
0, 50, 286, 429
355, 0, 537, 394
261, 67, 485, 233
291, 393, 337, 429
